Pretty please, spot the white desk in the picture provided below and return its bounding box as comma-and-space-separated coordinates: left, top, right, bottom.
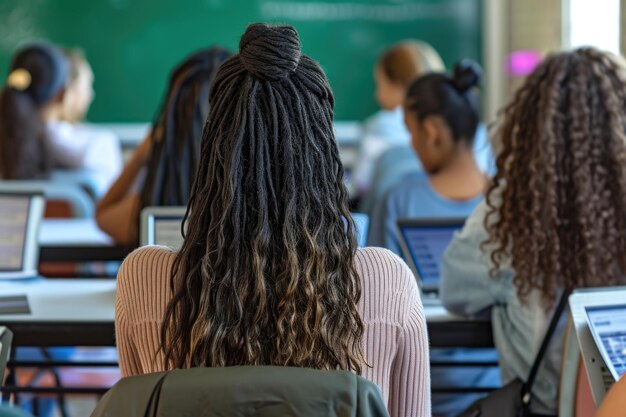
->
39, 219, 113, 247
38, 219, 134, 263
0, 278, 492, 348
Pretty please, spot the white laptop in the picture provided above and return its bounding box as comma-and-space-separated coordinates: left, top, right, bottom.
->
570, 287, 626, 406
140, 206, 186, 250
0, 191, 44, 279
396, 217, 466, 299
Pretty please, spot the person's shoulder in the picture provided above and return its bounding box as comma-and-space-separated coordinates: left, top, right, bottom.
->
117, 246, 176, 292
383, 172, 430, 202
355, 247, 419, 299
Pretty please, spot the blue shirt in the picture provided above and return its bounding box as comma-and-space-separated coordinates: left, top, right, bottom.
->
367, 172, 483, 257
440, 199, 567, 415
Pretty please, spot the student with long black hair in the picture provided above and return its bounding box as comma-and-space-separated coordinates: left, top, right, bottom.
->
95, 47, 231, 245
114, 23, 430, 417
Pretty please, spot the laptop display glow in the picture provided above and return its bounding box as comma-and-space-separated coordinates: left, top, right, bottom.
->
586, 305, 626, 380
0, 195, 30, 271
397, 218, 465, 291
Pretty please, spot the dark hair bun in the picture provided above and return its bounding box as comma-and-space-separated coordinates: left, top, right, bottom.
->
239, 23, 302, 81
452, 59, 482, 93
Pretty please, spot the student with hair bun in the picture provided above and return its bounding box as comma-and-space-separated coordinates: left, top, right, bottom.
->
115, 23, 431, 417
368, 60, 487, 255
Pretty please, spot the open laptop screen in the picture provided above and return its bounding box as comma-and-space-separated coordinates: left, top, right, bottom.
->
153, 216, 184, 250
586, 305, 626, 380
0, 195, 30, 271
398, 223, 461, 288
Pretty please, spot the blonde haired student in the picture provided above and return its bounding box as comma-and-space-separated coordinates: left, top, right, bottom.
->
352, 40, 445, 195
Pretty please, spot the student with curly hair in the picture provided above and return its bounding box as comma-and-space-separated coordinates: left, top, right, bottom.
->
441, 47, 626, 416
115, 24, 430, 417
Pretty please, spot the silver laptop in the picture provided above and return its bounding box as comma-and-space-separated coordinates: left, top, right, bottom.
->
140, 206, 186, 250
396, 217, 466, 295
570, 287, 626, 406
0, 191, 44, 279
141, 207, 371, 250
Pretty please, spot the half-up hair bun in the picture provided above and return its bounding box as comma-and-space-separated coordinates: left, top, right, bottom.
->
452, 59, 482, 93
239, 23, 302, 81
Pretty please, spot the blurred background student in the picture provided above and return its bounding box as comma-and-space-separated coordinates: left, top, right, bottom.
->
441, 47, 626, 416
368, 61, 486, 256
368, 60, 498, 417
352, 40, 444, 198
0, 43, 122, 194
95, 47, 231, 245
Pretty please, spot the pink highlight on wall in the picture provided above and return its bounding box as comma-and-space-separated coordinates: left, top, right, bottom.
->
507, 50, 543, 77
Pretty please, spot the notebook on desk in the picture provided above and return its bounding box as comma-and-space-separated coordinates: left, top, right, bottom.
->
396, 217, 466, 302
570, 287, 626, 406
0, 191, 44, 279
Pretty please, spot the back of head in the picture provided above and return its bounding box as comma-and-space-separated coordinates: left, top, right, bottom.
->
485, 47, 626, 307
378, 40, 445, 87
139, 46, 231, 212
0, 43, 68, 179
162, 23, 363, 373
405, 59, 482, 143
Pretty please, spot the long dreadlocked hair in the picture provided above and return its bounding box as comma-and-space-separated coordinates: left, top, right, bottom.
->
484, 47, 626, 308
139, 47, 231, 212
160, 23, 364, 372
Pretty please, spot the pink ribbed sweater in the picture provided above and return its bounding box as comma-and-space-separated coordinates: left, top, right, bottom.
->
115, 246, 431, 417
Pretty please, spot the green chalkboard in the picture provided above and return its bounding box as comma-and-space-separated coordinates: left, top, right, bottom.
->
0, 0, 481, 122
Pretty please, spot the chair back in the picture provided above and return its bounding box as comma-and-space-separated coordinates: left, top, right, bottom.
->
91, 366, 389, 417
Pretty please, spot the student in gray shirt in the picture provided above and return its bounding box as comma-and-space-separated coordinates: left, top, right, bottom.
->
441, 47, 626, 416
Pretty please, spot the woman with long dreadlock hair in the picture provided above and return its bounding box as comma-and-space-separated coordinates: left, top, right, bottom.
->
114, 23, 430, 417
95, 47, 231, 245
441, 47, 626, 416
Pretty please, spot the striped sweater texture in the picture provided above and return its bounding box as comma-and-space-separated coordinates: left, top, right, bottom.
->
115, 246, 430, 417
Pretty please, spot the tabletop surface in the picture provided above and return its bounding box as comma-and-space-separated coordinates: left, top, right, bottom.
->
39, 219, 113, 247
0, 278, 469, 324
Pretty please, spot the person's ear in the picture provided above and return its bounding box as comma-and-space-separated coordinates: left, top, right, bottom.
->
53, 88, 66, 104
422, 116, 440, 148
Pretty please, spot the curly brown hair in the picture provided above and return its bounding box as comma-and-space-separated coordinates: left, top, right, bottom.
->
485, 47, 626, 308
160, 23, 364, 372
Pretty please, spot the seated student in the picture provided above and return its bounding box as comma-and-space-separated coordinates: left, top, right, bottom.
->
95, 47, 231, 245
45, 47, 123, 194
352, 40, 444, 197
440, 48, 626, 416
0, 43, 122, 192
115, 23, 430, 417
368, 61, 487, 256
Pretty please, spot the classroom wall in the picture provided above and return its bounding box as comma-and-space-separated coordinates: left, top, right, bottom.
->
0, 0, 482, 122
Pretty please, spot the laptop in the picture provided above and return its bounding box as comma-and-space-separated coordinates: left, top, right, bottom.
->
141, 206, 371, 250
140, 206, 186, 250
396, 217, 466, 298
0, 191, 44, 279
570, 287, 626, 406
